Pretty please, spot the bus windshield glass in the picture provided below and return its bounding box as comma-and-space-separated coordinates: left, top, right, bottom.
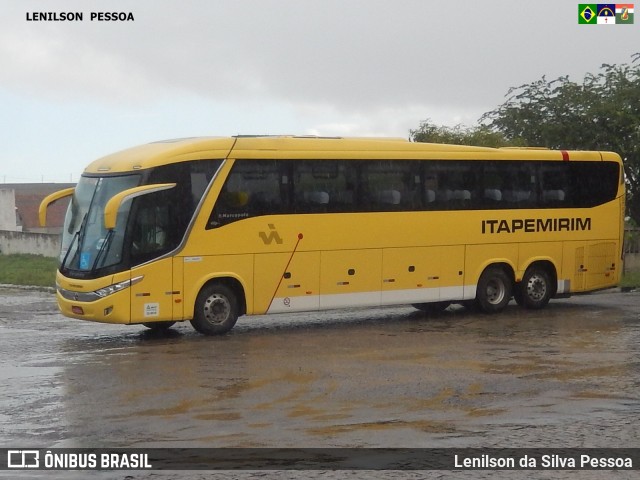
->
60, 174, 141, 272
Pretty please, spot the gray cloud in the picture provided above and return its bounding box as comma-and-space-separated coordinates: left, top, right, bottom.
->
2, 0, 638, 122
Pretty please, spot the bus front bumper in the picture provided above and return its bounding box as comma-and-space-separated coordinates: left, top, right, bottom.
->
56, 280, 136, 324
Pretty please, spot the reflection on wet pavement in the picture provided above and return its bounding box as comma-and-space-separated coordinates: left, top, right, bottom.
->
1, 287, 639, 478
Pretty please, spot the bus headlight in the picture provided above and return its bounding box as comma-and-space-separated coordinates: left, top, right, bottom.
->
95, 276, 144, 298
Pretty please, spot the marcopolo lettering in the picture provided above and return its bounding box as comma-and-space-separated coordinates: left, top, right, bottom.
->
481, 217, 592, 234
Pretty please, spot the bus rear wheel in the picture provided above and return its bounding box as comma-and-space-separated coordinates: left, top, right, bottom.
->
519, 266, 552, 309
191, 283, 239, 335
475, 267, 512, 313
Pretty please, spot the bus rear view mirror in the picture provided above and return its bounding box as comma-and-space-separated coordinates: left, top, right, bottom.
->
103, 183, 176, 230
39, 187, 75, 227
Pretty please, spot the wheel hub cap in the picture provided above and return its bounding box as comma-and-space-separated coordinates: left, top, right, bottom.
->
203, 294, 230, 325
526, 275, 547, 301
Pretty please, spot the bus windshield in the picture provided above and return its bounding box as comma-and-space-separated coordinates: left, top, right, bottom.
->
60, 159, 223, 278
60, 174, 141, 272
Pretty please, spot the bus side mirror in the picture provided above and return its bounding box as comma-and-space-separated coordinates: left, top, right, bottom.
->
39, 187, 75, 227
103, 183, 176, 230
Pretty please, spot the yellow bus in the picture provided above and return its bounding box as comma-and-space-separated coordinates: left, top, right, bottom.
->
39, 136, 625, 335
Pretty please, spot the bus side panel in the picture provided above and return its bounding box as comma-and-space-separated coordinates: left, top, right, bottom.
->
173, 256, 184, 320
182, 254, 254, 320
438, 245, 466, 302
585, 241, 619, 290
320, 249, 382, 309
380, 246, 466, 305
258, 251, 320, 314
561, 241, 586, 293
517, 243, 563, 281
563, 241, 619, 293
381, 247, 440, 305
464, 243, 518, 294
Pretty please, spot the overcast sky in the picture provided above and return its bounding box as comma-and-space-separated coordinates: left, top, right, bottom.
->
1, 0, 638, 183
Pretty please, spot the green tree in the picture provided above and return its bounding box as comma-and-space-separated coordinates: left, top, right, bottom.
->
409, 120, 516, 147
481, 54, 640, 223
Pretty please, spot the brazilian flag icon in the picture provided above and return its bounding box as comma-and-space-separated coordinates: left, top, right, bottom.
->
579, 4, 598, 23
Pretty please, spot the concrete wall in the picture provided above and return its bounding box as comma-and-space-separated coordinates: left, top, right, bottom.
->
0, 230, 61, 257
0, 189, 17, 231
625, 253, 640, 272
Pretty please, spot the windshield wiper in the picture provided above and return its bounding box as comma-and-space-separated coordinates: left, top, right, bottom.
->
60, 213, 87, 270
91, 229, 114, 273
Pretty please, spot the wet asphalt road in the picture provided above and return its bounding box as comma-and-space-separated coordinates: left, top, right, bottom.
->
1, 287, 639, 479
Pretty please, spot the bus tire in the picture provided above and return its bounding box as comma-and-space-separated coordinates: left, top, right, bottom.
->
475, 267, 512, 313
191, 283, 239, 335
520, 266, 552, 310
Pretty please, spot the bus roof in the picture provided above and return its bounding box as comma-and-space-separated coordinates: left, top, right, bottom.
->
83, 135, 619, 174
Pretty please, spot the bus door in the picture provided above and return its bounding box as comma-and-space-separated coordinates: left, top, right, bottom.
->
130, 258, 176, 323
127, 203, 177, 323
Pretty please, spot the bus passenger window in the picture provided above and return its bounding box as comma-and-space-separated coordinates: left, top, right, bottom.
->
482, 161, 534, 209
540, 164, 569, 206
570, 161, 620, 207
362, 160, 420, 211
426, 162, 476, 210
293, 160, 355, 213
208, 160, 282, 227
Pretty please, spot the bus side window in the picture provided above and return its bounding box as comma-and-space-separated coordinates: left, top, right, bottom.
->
570, 161, 620, 207
426, 162, 476, 210
540, 164, 569, 207
362, 160, 421, 212
293, 160, 355, 214
208, 160, 282, 228
483, 161, 535, 209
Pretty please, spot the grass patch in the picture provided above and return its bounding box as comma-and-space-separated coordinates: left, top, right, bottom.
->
0, 254, 58, 287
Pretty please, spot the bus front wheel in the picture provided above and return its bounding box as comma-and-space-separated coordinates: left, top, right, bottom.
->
519, 266, 552, 310
191, 283, 239, 335
475, 267, 512, 313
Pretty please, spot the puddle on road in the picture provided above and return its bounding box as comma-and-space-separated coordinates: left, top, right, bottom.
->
2, 288, 639, 448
